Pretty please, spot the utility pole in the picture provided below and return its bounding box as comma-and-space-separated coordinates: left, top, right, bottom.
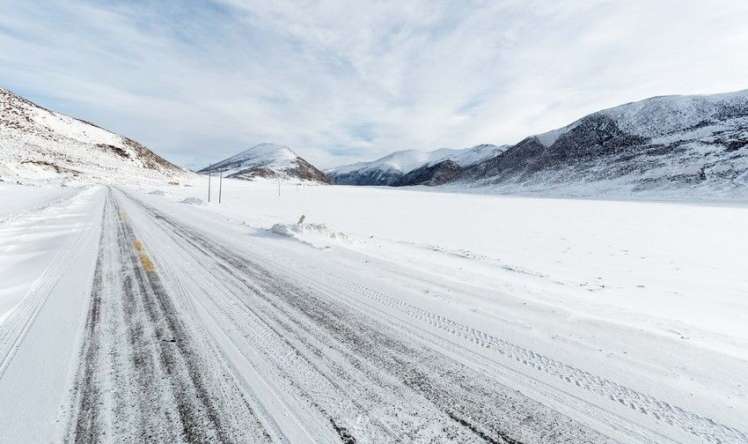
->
219, 171, 223, 204
208, 173, 211, 202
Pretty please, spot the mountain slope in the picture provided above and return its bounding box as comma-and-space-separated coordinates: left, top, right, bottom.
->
199, 143, 329, 183
394, 160, 462, 186
459, 89, 748, 197
0, 87, 184, 183
328, 144, 506, 185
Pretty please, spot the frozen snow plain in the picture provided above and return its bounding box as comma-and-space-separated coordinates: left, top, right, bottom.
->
0, 178, 747, 443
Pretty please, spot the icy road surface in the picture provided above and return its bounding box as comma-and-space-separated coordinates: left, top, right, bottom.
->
0, 184, 747, 443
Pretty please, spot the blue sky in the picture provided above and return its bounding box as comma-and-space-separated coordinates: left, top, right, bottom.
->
1, 0, 747, 169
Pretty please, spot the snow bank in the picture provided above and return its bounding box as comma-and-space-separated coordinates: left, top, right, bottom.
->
271, 221, 350, 248
180, 197, 204, 205
0, 182, 81, 221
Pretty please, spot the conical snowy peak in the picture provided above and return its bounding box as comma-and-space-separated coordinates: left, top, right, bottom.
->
0, 87, 184, 183
199, 143, 329, 183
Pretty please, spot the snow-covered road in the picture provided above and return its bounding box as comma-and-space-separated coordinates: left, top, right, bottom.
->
0, 184, 746, 443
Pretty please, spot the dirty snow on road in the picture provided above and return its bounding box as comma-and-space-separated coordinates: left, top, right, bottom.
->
0, 179, 747, 443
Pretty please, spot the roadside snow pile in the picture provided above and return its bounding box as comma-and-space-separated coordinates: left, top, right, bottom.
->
180, 197, 204, 205
270, 221, 350, 248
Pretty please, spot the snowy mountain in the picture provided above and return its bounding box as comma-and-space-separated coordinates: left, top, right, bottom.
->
199, 143, 329, 183
0, 87, 184, 183
328, 144, 506, 185
394, 159, 463, 186
329, 90, 748, 198
458, 89, 748, 198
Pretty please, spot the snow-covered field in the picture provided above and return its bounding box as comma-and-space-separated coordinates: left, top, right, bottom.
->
129, 178, 748, 438
148, 178, 748, 348
1, 177, 747, 442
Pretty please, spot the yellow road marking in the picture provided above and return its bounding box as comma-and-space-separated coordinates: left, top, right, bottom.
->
139, 254, 156, 272
132, 239, 155, 271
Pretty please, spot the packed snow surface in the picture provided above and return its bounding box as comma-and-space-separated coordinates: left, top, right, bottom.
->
1, 177, 747, 443
134, 178, 748, 439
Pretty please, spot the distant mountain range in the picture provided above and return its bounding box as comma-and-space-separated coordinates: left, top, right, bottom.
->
0, 87, 184, 183
199, 143, 329, 183
327, 144, 507, 186
329, 89, 748, 198
3, 85, 746, 198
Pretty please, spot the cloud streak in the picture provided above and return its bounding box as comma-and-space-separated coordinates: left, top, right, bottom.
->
1, 0, 747, 169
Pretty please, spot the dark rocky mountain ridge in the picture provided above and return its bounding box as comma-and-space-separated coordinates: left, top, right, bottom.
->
328, 89, 748, 198
395, 160, 462, 186
457, 90, 748, 196
328, 144, 506, 186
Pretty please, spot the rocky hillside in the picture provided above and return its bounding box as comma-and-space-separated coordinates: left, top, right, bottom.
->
458, 89, 748, 198
394, 160, 462, 186
328, 89, 748, 198
199, 143, 329, 183
328, 144, 506, 186
0, 87, 184, 183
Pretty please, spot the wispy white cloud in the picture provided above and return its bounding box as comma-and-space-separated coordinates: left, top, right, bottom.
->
1, 0, 747, 169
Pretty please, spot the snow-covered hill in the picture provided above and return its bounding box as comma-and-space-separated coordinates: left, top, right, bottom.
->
328, 89, 748, 199
460, 89, 748, 199
0, 87, 185, 184
199, 143, 329, 183
328, 144, 506, 185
